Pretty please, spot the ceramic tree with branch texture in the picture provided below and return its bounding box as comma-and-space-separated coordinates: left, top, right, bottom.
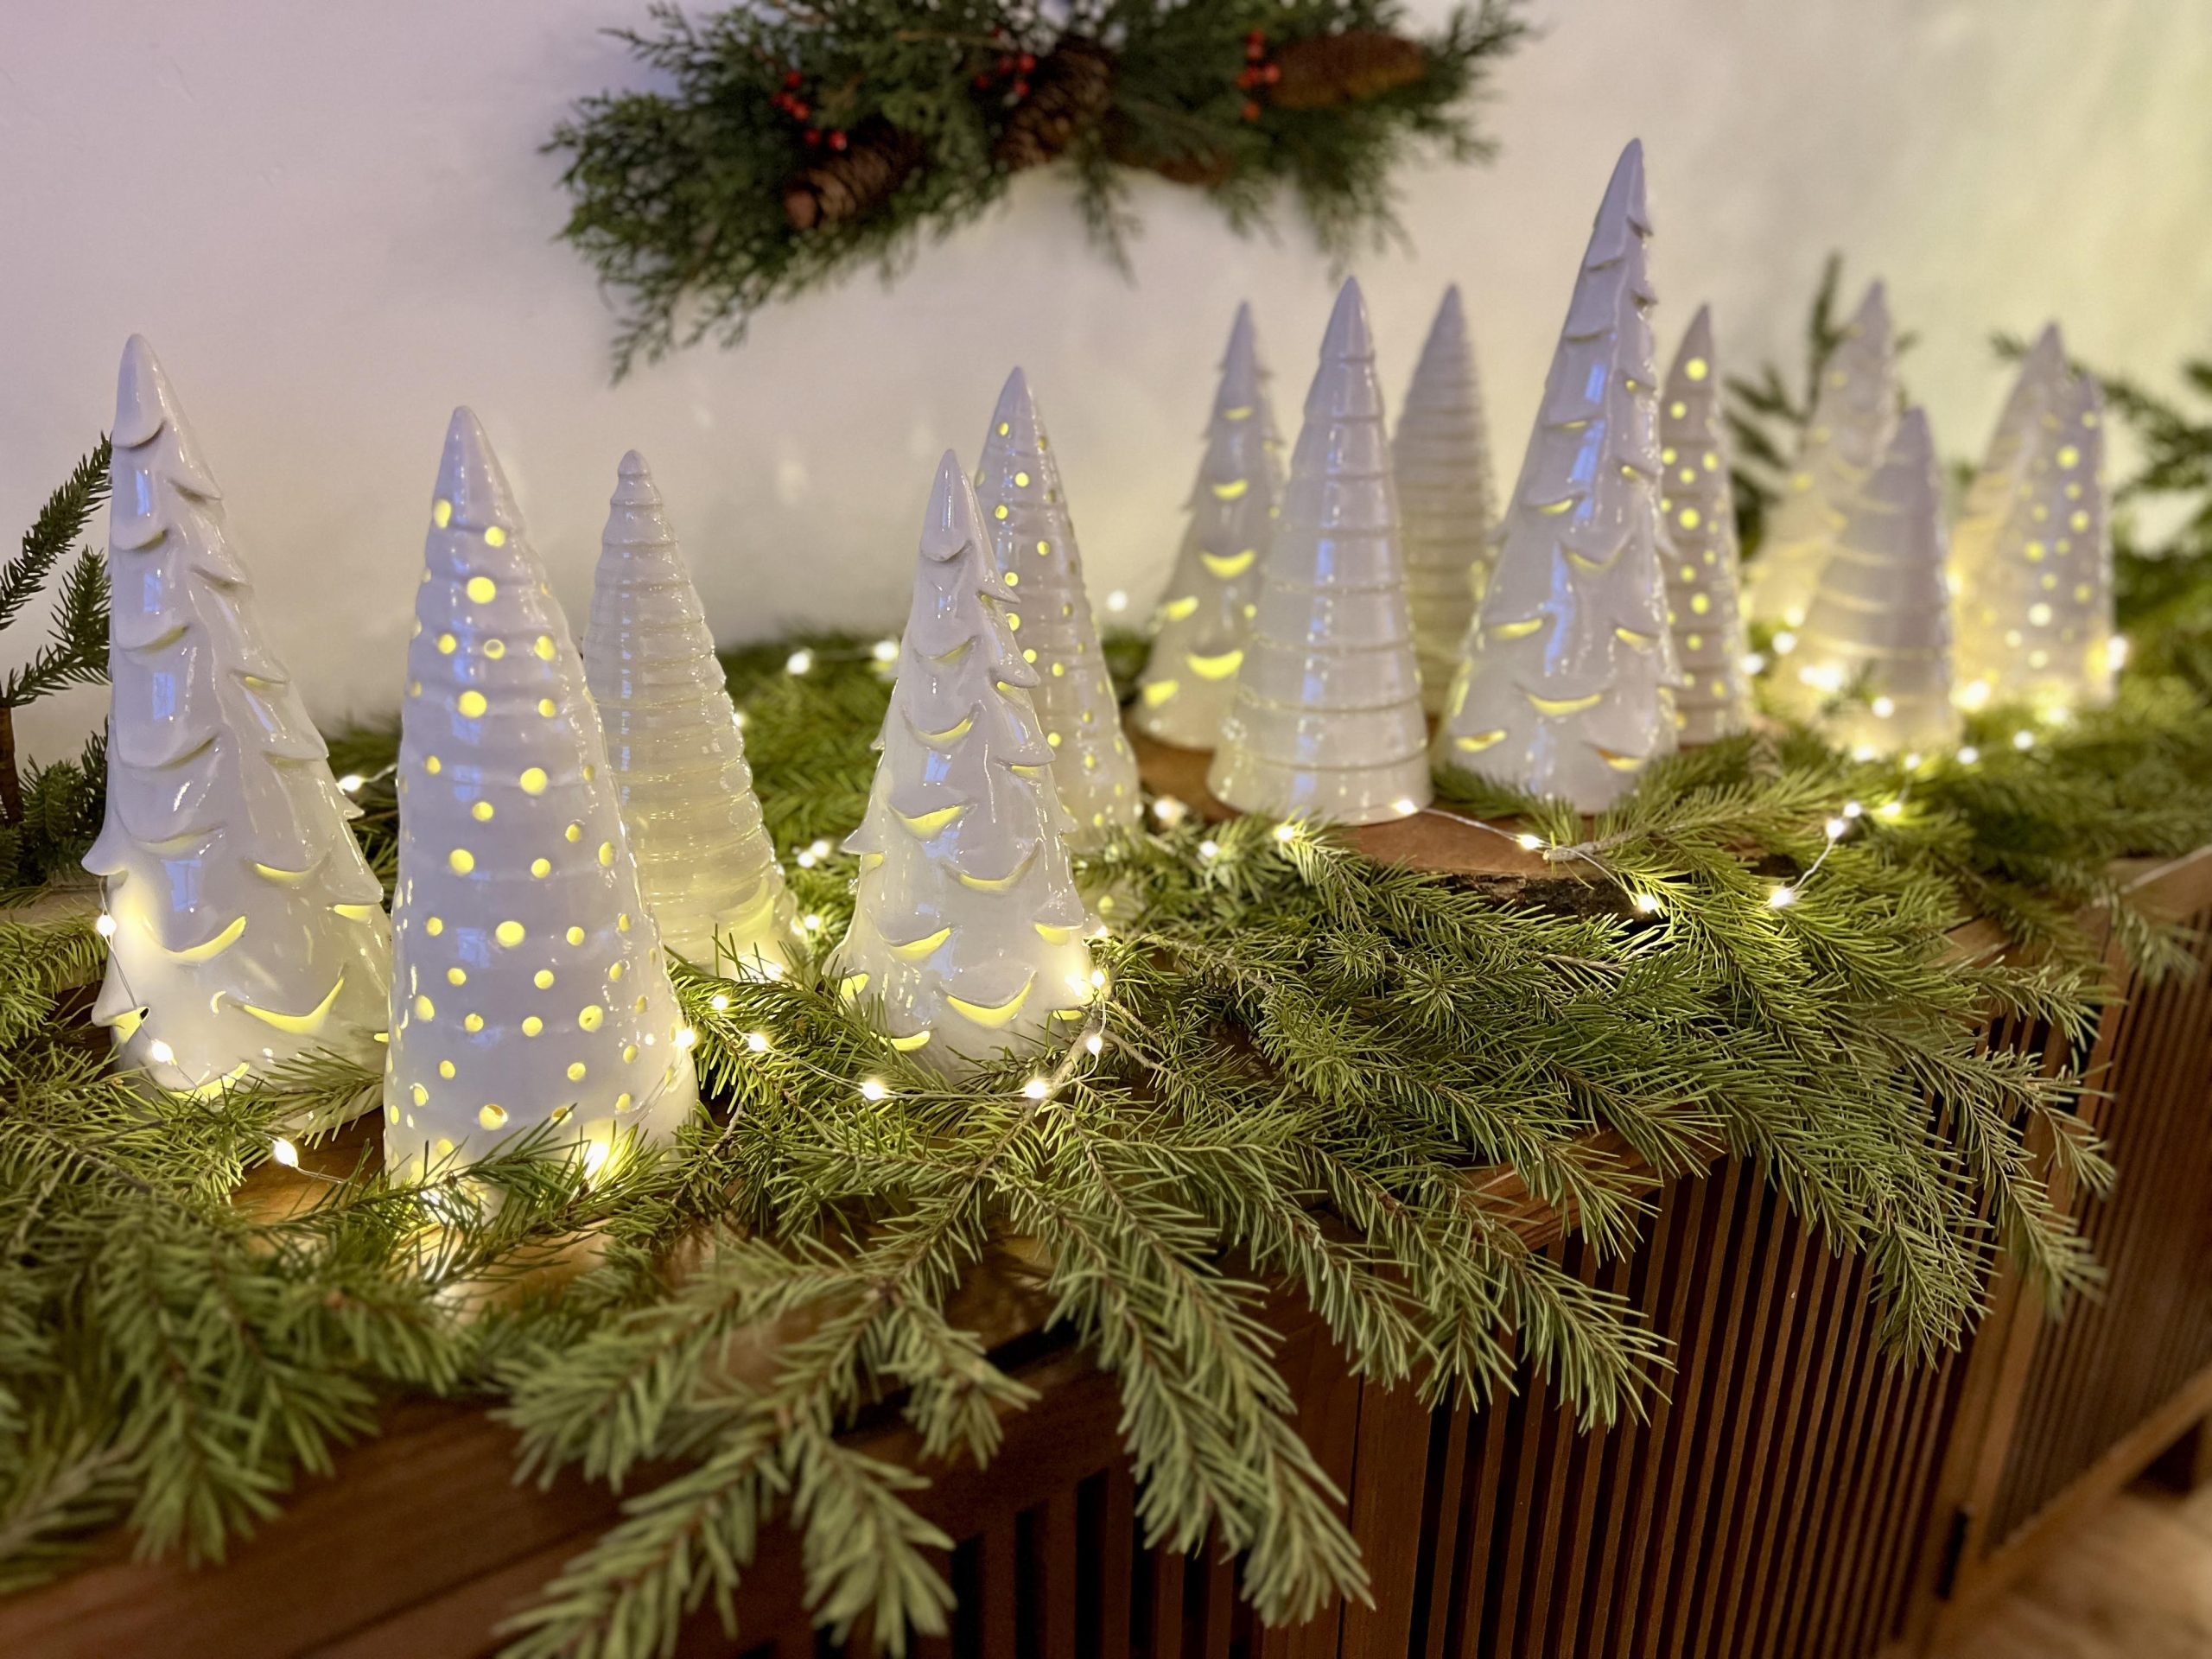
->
837, 452, 1093, 1076
1744, 281, 1902, 634
385, 411, 696, 1179
1132, 303, 1285, 751
1658, 305, 1751, 743
85, 337, 391, 1093
582, 451, 798, 975
1951, 326, 2116, 715
974, 370, 1140, 849
1432, 141, 1678, 811
1394, 283, 1497, 713
1208, 277, 1430, 824
1794, 407, 1961, 758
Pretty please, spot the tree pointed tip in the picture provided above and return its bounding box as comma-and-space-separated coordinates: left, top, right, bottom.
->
1680, 303, 1716, 357
1854, 280, 1891, 331
618, 448, 652, 479
923, 451, 982, 562
113, 334, 181, 448
607, 448, 667, 516
991, 366, 1038, 428
1605, 139, 1648, 213
1321, 277, 1374, 363
435, 408, 520, 533
1891, 404, 1935, 460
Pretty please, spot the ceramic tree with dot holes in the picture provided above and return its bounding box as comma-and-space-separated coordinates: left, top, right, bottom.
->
1950, 326, 2115, 714
973, 369, 1140, 848
1432, 141, 1679, 811
582, 450, 798, 974
385, 410, 696, 1179
1743, 281, 1902, 632
1657, 305, 1751, 742
1394, 283, 1497, 712
1794, 407, 1961, 756
1132, 302, 1285, 748
84, 336, 391, 1094
836, 451, 1092, 1076
1208, 277, 1430, 824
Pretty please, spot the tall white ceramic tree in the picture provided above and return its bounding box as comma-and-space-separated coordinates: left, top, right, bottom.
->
385, 411, 696, 1179
1951, 326, 2116, 713
1659, 305, 1751, 743
838, 452, 1092, 1076
1744, 281, 1903, 632
1795, 407, 1961, 756
1207, 277, 1430, 825
1432, 141, 1679, 810
85, 336, 391, 1093
974, 370, 1141, 847
1394, 283, 1497, 712
1132, 303, 1286, 749
582, 451, 798, 974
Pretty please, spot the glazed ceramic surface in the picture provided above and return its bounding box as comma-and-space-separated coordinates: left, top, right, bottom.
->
385, 410, 696, 1178
837, 453, 1092, 1077
1657, 305, 1753, 744
1208, 277, 1431, 826
1132, 303, 1285, 751
582, 450, 798, 973
1394, 284, 1497, 714
86, 336, 391, 1094
974, 371, 1141, 848
1432, 142, 1681, 813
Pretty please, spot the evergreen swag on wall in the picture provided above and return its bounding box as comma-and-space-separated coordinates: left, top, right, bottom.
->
550, 0, 1528, 372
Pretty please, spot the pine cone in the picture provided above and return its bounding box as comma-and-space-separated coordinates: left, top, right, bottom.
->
1269, 30, 1429, 111
784, 123, 926, 230
993, 37, 1116, 172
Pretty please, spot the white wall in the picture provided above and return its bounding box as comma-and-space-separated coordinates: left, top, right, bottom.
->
3, 1, 2209, 764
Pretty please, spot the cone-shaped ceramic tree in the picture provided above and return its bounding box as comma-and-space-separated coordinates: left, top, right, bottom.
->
84, 337, 391, 1094
1659, 306, 1751, 743
1744, 281, 1902, 631
385, 411, 697, 1179
1394, 284, 1497, 712
838, 453, 1092, 1076
1132, 303, 1285, 749
975, 371, 1140, 847
582, 451, 798, 974
1795, 407, 1961, 756
1432, 141, 1678, 811
1951, 326, 2115, 713
1208, 278, 1430, 824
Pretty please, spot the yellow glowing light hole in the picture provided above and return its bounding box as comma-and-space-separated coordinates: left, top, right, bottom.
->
472, 800, 494, 822
898, 804, 965, 836
520, 766, 548, 795
457, 690, 487, 719
1211, 479, 1250, 501
436, 633, 457, 655
609, 962, 626, 982
993, 505, 1009, 520
579, 1005, 605, 1032
434, 499, 453, 528
464, 1014, 484, 1033
425, 754, 442, 775
1453, 729, 1506, 753
494, 920, 524, 948
616, 913, 630, 932
947, 979, 1034, 1029
1141, 680, 1179, 706
523, 1016, 543, 1036
1014, 471, 1031, 486
538, 698, 557, 718
533, 635, 556, 661
535, 969, 556, 989
565, 926, 585, 946
1491, 618, 1545, 641
531, 857, 551, 878
168, 913, 248, 963
1528, 690, 1604, 716
567, 1061, 587, 1081
623, 1044, 639, 1064
415, 995, 435, 1020
597, 842, 614, 867
439, 1059, 456, 1078
447, 967, 467, 986
449, 849, 475, 874
479, 1104, 508, 1129
1685, 357, 1709, 381
1187, 649, 1243, 681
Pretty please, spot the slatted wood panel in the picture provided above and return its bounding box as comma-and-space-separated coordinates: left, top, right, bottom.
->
1978, 899, 2212, 1558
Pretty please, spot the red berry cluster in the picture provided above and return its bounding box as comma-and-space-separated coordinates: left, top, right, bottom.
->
771, 68, 848, 151
972, 29, 1039, 102
1236, 29, 1279, 121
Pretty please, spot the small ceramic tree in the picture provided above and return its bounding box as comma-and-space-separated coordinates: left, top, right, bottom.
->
385, 411, 696, 1179
1951, 326, 2115, 713
1658, 306, 1751, 743
1432, 141, 1678, 811
85, 337, 391, 1094
837, 452, 1092, 1075
1394, 284, 1497, 712
1132, 303, 1286, 749
582, 451, 798, 974
1207, 277, 1430, 824
1744, 281, 1903, 632
974, 370, 1141, 847
1795, 407, 1961, 756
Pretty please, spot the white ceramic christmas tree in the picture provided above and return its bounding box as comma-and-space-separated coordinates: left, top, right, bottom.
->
1950, 327, 2115, 713
1394, 284, 1497, 713
582, 451, 798, 974
837, 452, 1092, 1075
1207, 278, 1430, 825
1132, 304, 1285, 749
1659, 306, 1751, 743
974, 371, 1141, 848
85, 337, 391, 1094
385, 411, 696, 1179
1432, 141, 1678, 811
1794, 407, 1961, 756
1744, 282, 1903, 632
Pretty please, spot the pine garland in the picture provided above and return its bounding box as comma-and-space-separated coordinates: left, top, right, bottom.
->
4, 614, 2212, 1648
548, 1, 1529, 375
0, 440, 110, 844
